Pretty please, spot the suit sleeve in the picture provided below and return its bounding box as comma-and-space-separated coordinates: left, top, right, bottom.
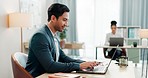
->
31, 33, 81, 73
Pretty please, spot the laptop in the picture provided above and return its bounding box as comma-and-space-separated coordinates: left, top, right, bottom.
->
109, 37, 124, 46
76, 46, 119, 74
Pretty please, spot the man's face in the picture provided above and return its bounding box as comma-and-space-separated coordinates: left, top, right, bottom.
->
54, 12, 69, 32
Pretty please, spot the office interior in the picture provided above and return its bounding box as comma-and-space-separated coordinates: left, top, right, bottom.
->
0, 0, 148, 78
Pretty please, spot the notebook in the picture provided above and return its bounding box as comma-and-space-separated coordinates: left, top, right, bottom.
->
76, 46, 118, 74
109, 37, 124, 46
48, 73, 81, 78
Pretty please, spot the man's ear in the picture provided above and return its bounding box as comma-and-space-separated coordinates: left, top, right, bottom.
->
51, 15, 57, 22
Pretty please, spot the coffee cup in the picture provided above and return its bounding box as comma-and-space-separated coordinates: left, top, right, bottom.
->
119, 56, 128, 66
133, 42, 137, 47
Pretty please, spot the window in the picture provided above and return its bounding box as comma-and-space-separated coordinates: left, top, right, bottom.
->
76, 0, 120, 59
20, 0, 41, 27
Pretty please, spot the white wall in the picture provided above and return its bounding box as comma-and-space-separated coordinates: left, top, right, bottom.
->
0, 0, 46, 78
0, 0, 20, 78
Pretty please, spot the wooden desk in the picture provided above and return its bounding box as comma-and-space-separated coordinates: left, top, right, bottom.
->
64, 42, 84, 49
37, 61, 135, 78
24, 42, 84, 49
24, 42, 29, 49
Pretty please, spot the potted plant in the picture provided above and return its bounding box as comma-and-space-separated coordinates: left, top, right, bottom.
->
59, 28, 67, 48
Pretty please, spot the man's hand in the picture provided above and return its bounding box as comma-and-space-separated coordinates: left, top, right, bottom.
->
80, 61, 100, 70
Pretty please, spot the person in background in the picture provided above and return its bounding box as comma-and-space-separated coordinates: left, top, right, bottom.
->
25, 3, 99, 77
104, 21, 122, 60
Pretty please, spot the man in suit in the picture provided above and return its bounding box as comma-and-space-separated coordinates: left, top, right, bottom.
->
25, 3, 99, 77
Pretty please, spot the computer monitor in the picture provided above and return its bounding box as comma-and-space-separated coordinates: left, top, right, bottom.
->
109, 37, 124, 46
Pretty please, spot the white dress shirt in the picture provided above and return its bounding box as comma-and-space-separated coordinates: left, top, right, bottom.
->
48, 26, 59, 62
105, 32, 121, 46
104, 32, 122, 52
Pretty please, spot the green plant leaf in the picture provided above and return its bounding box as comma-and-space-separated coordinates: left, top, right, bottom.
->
59, 28, 67, 39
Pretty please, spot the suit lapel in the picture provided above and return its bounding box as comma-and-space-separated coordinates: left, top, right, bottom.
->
44, 25, 57, 61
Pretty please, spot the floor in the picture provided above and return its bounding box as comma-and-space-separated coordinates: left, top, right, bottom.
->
134, 63, 142, 78
134, 61, 148, 78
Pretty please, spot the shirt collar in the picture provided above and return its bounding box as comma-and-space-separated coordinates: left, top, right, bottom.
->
47, 25, 57, 37
111, 32, 116, 35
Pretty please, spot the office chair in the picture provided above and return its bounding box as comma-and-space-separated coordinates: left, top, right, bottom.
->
11, 52, 33, 78
103, 48, 126, 58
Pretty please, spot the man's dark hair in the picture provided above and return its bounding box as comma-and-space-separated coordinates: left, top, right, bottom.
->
47, 3, 70, 22
111, 20, 117, 27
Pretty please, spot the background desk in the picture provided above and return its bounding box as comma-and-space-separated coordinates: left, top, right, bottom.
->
96, 45, 148, 78
37, 61, 135, 78
96, 45, 148, 60
24, 42, 84, 56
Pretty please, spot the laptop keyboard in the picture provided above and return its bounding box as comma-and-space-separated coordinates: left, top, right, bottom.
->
81, 60, 109, 72
93, 66, 106, 71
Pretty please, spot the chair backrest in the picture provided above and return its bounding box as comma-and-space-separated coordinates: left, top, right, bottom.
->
11, 52, 32, 78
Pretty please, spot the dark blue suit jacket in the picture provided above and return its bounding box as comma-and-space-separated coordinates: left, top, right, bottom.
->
25, 25, 83, 77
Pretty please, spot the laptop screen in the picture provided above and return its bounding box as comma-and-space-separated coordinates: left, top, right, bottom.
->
109, 37, 124, 46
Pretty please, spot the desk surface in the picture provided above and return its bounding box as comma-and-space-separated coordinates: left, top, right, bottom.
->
96, 45, 148, 49
37, 61, 135, 78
